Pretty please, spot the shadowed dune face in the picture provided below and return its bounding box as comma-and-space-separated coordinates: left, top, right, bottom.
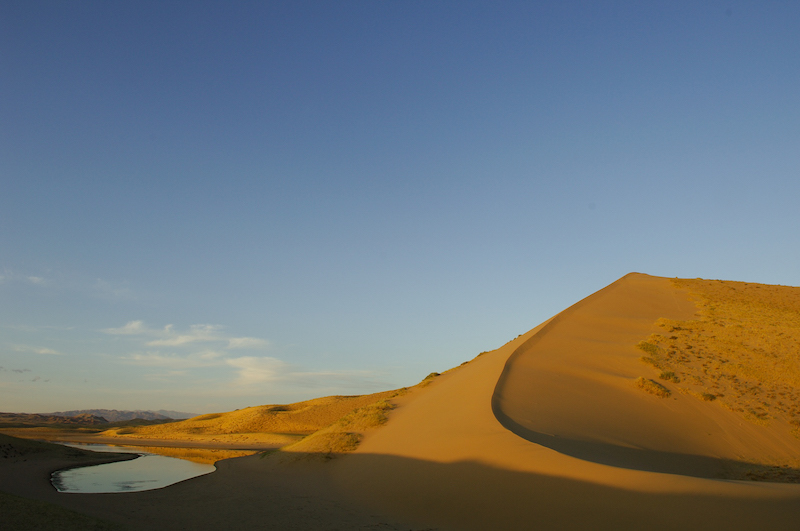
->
492, 273, 800, 476
332, 453, 800, 531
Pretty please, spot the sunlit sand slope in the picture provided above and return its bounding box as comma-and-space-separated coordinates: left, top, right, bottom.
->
494, 273, 800, 474
100, 392, 396, 446
334, 273, 800, 531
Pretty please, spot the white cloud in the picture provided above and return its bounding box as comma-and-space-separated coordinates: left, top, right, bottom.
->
226, 356, 287, 386
226, 337, 269, 349
13, 345, 62, 355
104, 320, 387, 392
104, 321, 269, 352
145, 324, 224, 347
103, 320, 148, 335
125, 350, 226, 369
0, 270, 52, 287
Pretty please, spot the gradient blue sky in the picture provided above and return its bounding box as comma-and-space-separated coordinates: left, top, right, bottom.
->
2, 1, 798, 414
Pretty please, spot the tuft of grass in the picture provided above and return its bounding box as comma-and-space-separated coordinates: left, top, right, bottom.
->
336, 400, 395, 430
640, 356, 659, 368
700, 392, 717, 401
637, 341, 661, 356
390, 387, 410, 398
659, 371, 680, 383
637, 339, 668, 371
635, 377, 671, 398
419, 372, 441, 387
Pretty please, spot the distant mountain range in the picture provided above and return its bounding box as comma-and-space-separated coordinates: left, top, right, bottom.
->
0, 412, 108, 426
48, 409, 196, 422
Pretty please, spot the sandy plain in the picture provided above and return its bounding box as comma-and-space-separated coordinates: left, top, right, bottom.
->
2, 272, 800, 530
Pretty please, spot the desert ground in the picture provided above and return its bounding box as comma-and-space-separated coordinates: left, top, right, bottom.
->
2, 273, 800, 530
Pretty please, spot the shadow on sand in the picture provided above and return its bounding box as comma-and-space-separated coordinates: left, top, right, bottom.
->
5, 448, 800, 531
491, 402, 800, 482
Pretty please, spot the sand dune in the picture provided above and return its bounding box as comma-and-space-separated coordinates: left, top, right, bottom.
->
332, 273, 800, 530
3, 273, 800, 530
95, 391, 398, 448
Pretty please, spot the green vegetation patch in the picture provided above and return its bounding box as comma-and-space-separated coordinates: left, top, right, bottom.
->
635, 377, 671, 398
637, 278, 800, 428
659, 371, 680, 383
636, 341, 661, 356
278, 398, 397, 459
336, 400, 395, 430
419, 372, 441, 387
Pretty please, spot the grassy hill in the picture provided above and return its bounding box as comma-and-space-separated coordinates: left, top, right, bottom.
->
99, 390, 405, 448
636, 278, 800, 434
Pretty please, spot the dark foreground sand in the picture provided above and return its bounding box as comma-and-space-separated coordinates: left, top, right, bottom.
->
0, 436, 425, 530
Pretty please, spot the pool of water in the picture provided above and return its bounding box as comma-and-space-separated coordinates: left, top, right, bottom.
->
51, 443, 216, 493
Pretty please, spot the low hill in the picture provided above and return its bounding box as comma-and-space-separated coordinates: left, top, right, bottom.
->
154, 409, 196, 420
99, 391, 401, 446
0, 412, 108, 427
49, 409, 180, 422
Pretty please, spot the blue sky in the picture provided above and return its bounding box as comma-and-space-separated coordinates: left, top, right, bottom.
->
2, 1, 798, 414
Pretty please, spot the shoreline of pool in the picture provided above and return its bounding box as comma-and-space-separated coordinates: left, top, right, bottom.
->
0, 429, 285, 451
50, 443, 216, 493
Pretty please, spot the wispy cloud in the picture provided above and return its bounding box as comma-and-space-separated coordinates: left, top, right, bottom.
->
103, 320, 149, 335
94, 278, 135, 300
107, 320, 381, 394
145, 324, 225, 347
13, 345, 62, 355
227, 337, 269, 349
104, 321, 268, 350
0, 270, 51, 287
225, 356, 287, 385
126, 350, 224, 369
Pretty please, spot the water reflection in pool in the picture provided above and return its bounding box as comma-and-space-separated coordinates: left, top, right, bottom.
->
52, 444, 231, 493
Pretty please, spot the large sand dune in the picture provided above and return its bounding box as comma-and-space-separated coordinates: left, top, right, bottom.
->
332, 273, 800, 530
